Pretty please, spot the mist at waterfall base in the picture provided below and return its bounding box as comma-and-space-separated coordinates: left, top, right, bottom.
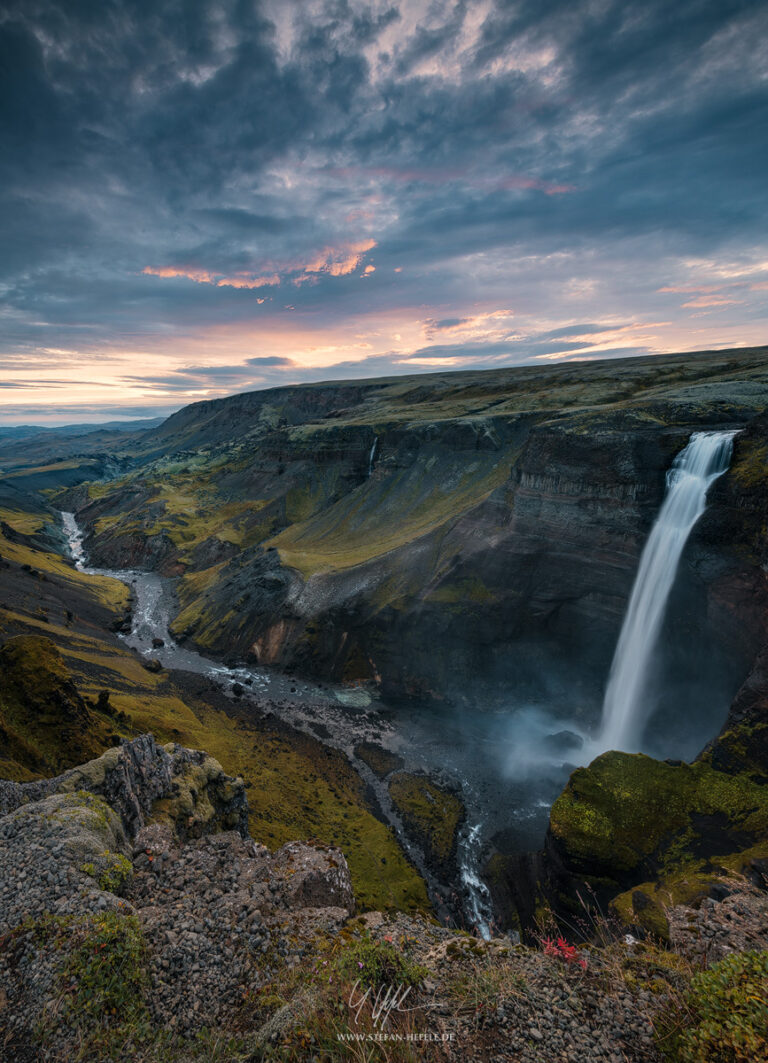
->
390, 430, 742, 856
60, 428, 742, 928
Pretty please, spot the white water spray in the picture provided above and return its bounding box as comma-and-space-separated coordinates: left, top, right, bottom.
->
597, 430, 738, 754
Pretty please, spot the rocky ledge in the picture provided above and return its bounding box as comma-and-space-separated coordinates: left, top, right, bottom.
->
1, 736, 767, 1062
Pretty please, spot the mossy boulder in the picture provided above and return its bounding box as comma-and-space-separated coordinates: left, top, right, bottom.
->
354, 742, 404, 780
547, 751, 768, 930
0, 635, 113, 779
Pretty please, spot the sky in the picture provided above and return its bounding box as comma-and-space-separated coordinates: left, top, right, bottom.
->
1, 0, 767, 424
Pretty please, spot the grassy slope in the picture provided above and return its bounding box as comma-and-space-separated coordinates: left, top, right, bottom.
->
0, 515, 429, 913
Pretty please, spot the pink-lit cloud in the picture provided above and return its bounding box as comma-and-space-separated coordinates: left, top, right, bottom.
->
658, 284, 726, 294
682, 295, 742, 308
217, 274, 280, 289
144, 240, 377, 293
143, 266, 219, 284
301, 239, 377, 278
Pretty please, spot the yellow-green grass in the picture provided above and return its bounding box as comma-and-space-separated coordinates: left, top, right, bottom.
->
0, 634, 117, 780
2, 458, 97, 478
0, 506, 53, 535
107, 687, 429, 912
0, 593, 429, 913
0, 528, 130, 613
92, 477, 273, 560
271, 457, 511, 578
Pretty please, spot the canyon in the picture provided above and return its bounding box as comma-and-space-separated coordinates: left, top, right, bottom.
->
2, 345, 768, 944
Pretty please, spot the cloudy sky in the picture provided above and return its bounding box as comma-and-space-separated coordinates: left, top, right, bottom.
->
1, 0, 767, 423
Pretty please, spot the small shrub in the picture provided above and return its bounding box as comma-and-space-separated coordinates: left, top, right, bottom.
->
62, 911, 149, 1030
541, 935, 588, 970
334, 932, 428, 990
655, 949, 768, 1062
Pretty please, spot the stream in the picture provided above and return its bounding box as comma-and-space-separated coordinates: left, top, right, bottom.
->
62, 511, 510, 934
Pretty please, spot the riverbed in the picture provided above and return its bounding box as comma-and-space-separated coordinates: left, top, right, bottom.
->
62, 511, 577, 935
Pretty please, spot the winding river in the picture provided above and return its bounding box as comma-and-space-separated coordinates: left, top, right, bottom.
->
62, 511, 500, 934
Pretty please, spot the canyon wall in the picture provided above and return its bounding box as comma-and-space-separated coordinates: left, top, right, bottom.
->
72, 350, 768, 734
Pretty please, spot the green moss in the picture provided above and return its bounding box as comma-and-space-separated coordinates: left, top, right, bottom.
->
550, 751, 768, 880
427, 576, 496, 604
388, 772, 464, 874
354, 742, 404, 779
655, 949, 768, 1062
81, 851, 133, 894
731, 439, 768, 488
611, 886, 671, 942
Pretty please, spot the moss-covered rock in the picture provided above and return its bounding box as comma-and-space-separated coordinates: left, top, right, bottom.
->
354, 742, 404, 779
388, 771, 464, 880
0, 734, 249, 842
550, 752, 768, 887
542, 741, 768, 937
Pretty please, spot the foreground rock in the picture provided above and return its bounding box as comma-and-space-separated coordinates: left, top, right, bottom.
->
0, 737, 354, 1060
1, 736, 765, 1062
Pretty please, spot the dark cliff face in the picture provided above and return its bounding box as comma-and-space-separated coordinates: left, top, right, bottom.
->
69, 349, 768, 730
156, 412, 761, 751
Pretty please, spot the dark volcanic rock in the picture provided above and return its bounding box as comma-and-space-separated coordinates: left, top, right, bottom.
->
0, 733, 248, 839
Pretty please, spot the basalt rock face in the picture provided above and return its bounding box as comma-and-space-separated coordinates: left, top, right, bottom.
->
73, 349, 768, 718
0, 733, 249, 839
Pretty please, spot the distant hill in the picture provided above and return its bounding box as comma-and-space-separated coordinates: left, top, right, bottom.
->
0, 417, 167, 440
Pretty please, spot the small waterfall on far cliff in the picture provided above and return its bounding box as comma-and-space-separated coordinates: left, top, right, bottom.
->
368, 436, 378, 476
597, 430, 738, 754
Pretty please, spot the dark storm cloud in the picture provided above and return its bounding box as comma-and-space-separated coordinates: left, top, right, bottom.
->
1, 0, 767, 409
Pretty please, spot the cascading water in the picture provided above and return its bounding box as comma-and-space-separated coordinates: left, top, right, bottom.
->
368, 436, 378, 477
597, 430, 738, 754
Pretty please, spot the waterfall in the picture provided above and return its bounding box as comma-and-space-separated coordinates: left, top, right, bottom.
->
597, 430, 738, 754
368, 435, 378, 476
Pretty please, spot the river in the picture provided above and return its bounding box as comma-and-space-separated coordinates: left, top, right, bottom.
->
62, 511, 517, 934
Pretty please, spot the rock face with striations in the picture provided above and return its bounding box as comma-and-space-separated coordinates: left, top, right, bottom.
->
75, 351, 768, 727
0, 736, 355, 1057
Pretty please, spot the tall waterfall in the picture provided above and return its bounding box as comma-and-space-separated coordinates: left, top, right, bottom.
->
368, 435, 378, 476
597, 430, 738, 754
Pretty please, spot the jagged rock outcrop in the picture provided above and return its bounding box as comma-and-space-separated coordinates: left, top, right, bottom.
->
0, 737, 355, 1058
0, 733, 248, 839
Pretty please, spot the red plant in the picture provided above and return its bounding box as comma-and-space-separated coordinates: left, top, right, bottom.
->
541, 936, 587, 970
